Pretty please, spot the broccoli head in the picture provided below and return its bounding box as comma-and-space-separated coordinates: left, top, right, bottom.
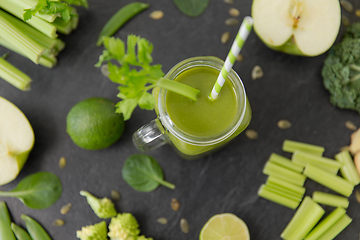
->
80, 191, 117, 219
76, 221, 108, 240
322, 22, 360, 113
108, 213, 141, 240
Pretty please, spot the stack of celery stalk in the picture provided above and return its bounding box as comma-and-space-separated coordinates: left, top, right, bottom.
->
0, 0, 87, 90
258, 140, 359, 240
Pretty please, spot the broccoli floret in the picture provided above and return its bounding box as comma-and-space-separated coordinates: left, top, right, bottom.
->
108, 213, 141, 240
80, 191, 117, 219
76, 221, 108, 240
322, 22, 360, 113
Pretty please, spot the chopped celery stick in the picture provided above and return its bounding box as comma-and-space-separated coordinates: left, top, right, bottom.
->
263, 161, 306, 186
266, 176, 306, 196
0, 10, 57, 51
268, 153, 304, 173
283, 140, 324, 156
0, 0, 57, 38
38, 54, 57, 69
0, 12, 43, 64
303, 164, 354, 197
264, 183, 303, 201
335, 151, 360, 185
312, 191, 349, 208
317, 214, 352, 240
55, 39, 65, 53
258, 185, 300, 209
0, 57, 31, 90
11, 0, 58, 22
292, 151, 341, 175
52, 17, 72, 35
281, 197, 325, 240
305, 207, 346, 240
70, 7, 79, 29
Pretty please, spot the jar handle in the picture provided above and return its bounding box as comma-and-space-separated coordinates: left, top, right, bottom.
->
132, 119, 169, 152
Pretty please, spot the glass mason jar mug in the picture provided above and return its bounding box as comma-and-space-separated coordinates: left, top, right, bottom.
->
133, 56, 252, 159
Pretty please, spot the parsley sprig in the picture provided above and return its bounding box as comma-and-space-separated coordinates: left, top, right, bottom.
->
24, 0, 88, 22
96, 35, 200, 120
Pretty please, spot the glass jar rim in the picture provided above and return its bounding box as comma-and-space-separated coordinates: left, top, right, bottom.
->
158, 56, 247, 146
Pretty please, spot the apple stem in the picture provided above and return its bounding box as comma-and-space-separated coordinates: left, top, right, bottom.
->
289, 0, 303, 28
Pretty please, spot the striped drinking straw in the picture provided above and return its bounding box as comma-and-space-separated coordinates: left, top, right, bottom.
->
209, 16, 253, 100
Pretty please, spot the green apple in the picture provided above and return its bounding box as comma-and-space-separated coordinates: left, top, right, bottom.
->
251, 0, 341, 56
0, 97, 34, 185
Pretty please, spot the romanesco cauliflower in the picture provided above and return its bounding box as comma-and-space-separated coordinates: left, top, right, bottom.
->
76, 221, 108, 240
80, 191, 117, 219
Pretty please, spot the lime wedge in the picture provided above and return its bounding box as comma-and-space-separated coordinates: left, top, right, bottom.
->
200, 213, 250, 240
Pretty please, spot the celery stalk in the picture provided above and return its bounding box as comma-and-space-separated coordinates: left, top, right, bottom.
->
258, 185, 300, 209
266, 176, 306, 196
265, 183, 303, 201
51, 17, 72, 35
335, 150, 360, 185
283, 140, 324, 156
312, 191, 349, 208
0, 0, 57, 38
268, 153, 304, 173
0, 10, 57, 51
304, 207, 346, 240
303, 164, 354, 197
317, 214, 352, 240
11, 0, 59, 22
281, 197, 325, 240
263, 161, 307, 186
0, 11, 43, 64
292, 151, 341, 175
0, 57, 31, 90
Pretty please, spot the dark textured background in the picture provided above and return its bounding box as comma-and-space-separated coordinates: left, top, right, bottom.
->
1, 0, 360, 239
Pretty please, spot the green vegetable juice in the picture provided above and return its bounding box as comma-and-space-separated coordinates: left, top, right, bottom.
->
166, 66, 238, 137
156, 57, 251, 158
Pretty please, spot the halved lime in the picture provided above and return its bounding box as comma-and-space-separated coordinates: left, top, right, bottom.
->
200, 213, 250, 240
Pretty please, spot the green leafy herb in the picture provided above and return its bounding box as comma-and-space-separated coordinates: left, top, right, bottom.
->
122, 154, 175, 192
96, 35, 199, 120
23, 0, 88, 22
0, 172, 62, 209
97, 2, 149, 46
172, 0, 209, 17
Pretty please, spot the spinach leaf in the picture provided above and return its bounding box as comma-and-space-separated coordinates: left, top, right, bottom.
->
122, 154, 175, 192
0, 172, 62, 209
172, 0, 209, 17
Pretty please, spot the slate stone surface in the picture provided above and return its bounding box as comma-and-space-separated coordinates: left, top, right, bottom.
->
0, 0, 360, 239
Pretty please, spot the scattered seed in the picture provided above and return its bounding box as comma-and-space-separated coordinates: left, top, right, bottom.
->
171, 198, 180, 211
340, 0, 353, 12
111, 190, 121, 201
229, 8, 240, 17
53, 219, 65, 226
245, 129, 258, 140
342, 16, 350, 27
223, 0, 234, 4
100, 64, 110, 78
180, 218, 189, 233
251, 65, 263, 80
157, 217, 168, 225
221, 32, 230, 44
278, 120, 292, 129
150, 10, 164, 20
356, 9, 360, 17
356, 190, 360, 203
59, 157, 66, 169
225, 18, 239, 26
236, 54, 244, 62
60, 203, 72, 215
345, 121, 357, 130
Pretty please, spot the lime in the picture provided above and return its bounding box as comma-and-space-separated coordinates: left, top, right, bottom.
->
66, 97, 124, 150
200, 213, 250, 240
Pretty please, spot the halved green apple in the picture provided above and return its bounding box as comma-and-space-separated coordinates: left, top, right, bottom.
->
0, 97, 34, 185
251, 0, 341, 56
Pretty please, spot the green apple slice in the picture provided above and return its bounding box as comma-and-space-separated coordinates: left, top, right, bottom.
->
252, 0, 341, 56
0, 97, 34, 185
